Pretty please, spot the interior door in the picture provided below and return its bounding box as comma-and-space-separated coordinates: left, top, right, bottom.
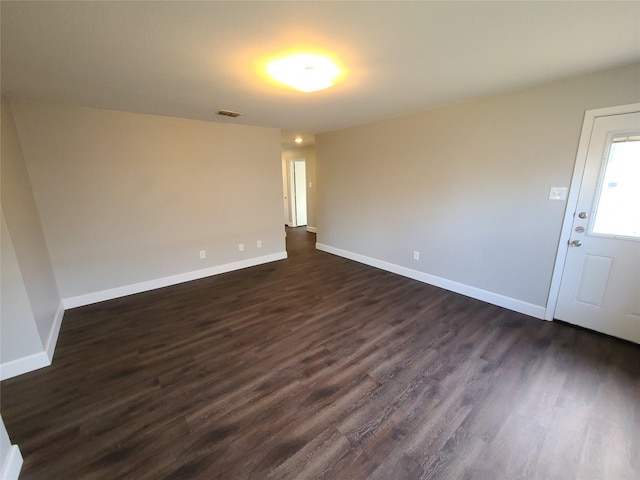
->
554, 111, 640, 343
282, 159, 290, 224
290, 160, 307, 227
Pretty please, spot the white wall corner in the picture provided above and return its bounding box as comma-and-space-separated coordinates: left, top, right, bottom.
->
306, 226, 318, 233
63, 251, 288, 309
316, 243, 546, 320
0, 445, 23, 480
0, 301, 63, 381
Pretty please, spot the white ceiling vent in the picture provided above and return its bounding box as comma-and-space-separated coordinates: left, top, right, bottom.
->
217, 109, 243, 118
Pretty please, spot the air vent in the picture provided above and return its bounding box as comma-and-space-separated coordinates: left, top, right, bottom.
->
217, 109, 243, 118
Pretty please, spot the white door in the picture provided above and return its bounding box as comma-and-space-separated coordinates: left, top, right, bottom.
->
554, 111, 640, 343
290, 160, 307, 226
282, 159, 290, 224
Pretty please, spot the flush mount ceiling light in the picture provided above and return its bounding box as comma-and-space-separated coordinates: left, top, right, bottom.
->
295, 136, 303, 144
267, 54, 340, 93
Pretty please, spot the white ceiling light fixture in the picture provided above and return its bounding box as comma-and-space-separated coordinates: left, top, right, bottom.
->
294, 136, 303, 144
267, 54, 340, 93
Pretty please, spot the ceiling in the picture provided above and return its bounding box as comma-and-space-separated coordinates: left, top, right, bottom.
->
2, 1, 639, 147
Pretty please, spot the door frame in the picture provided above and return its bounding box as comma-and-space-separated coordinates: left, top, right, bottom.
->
545, 102, 640, 320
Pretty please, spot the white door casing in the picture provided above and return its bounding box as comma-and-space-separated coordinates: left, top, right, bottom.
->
550, 106, 640, 343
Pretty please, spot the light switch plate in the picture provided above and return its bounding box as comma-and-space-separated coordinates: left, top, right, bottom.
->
549, 187, 568, 200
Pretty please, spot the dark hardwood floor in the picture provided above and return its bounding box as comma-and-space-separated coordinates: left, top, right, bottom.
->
2, 227, 639, 479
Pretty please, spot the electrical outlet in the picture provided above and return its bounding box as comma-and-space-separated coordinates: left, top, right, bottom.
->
257, 240, 262, 248
199, 250, 206, 259
238, 243, 244, 251
413, 251, 420, 261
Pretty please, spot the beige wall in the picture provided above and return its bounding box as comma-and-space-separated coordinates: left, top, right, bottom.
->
316, 63, 640, 311
1, 98, 60, 370
10, 100, 285, 300
282, 145, 317, 229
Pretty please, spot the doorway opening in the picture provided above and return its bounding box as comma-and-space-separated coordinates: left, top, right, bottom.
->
284, 159, 307, 227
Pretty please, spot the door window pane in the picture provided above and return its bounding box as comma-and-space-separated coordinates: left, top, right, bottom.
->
591, 134, 640, 238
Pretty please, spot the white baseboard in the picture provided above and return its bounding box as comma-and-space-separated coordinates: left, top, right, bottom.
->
316, 243, 545, 320
63, 251, 288, 309
45, 301, 65, 362
306, 226, 318, 233
0, 350, 50, 381
0, 445, 23, 480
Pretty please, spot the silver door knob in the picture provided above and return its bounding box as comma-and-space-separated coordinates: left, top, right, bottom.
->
571, 240, 583, 247
578, 212, 588, 219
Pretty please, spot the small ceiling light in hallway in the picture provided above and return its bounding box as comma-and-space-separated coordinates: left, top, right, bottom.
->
267, 54, 340, 92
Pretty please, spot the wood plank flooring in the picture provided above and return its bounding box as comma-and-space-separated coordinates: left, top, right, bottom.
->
2, 227, 639, 479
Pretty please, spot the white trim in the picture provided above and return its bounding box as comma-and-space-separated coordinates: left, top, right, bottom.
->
63, 252, 288, 309
0, 350, 50, 381
1, 445, 23, 480
316, 243, 545, 319
306, 226, 318, 233
45, 301, 65, 361
545, 102, 640, 321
